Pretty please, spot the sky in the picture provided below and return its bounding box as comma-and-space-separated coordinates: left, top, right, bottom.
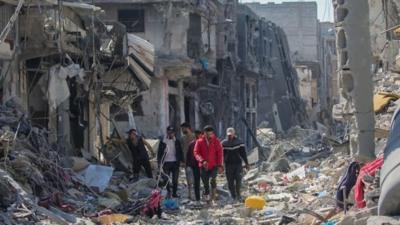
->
239, 0, 334, 22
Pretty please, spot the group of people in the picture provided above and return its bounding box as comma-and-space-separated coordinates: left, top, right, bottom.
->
125, 123, 249, 203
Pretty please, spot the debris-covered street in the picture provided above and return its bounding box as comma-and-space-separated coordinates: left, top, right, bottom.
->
1, 0, 400, 224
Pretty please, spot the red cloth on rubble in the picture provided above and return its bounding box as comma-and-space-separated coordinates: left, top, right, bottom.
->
354, 156, 384, 208
141, 189, 162, 216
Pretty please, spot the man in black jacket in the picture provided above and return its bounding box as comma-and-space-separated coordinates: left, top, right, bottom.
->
126, 129, 154, 180
157, 126, 184, 198
221, 127, 249, 201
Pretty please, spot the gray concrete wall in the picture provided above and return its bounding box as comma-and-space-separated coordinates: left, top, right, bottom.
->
96, 3, 189, 56
247, 2, 318, 62
134, 79, 168, 137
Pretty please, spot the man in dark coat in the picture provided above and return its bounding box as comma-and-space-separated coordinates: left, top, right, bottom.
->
126, 128, 154, 180
221, 127, 249, 201
186, 130, 203, 202
157, 126, 184, 198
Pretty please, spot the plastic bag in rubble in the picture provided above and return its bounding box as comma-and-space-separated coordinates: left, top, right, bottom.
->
76, 165, 114, 192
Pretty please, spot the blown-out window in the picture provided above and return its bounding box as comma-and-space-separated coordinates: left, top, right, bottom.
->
118, 9, 145, 33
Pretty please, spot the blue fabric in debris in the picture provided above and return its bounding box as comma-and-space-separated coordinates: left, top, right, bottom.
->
163, 199, 179, 210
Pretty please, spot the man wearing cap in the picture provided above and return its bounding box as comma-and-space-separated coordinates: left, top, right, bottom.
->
186, 130, 203, 202
157, 126, 184, 198
221, 128, 249, 201
126, 129, 154, 180
180, 122, 196, 199
194, 125, 224, 202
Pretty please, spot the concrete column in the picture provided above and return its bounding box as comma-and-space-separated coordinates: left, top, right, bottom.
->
160, 78, 169, 134
194, 93, 200, 130
57, 101, 72, 156
334, 0, 375, 162
178, 79, 185, 124
88, 89, 97, 158
48, 103, 58, 145
100, 101, 110, 142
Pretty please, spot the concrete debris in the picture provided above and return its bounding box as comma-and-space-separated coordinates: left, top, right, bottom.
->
0, 115, 378, 225
1, 0, 399, 223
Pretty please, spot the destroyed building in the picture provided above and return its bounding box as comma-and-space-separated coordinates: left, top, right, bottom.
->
247, 2, 338, 128
0, 0, 156, 159
6, 0, 400, 225
81, 0, 226, 138
77, 0, 306, 149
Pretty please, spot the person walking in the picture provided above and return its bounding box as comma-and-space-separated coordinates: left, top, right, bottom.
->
180, 122, 196, 199
221, 128, 249, 201
194, 125, 224, 202
186, 130, 203, 202
126, 128, 154, 180
157, 126, 184, 198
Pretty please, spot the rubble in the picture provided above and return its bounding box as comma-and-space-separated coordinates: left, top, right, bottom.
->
0, 0, 398, 224
0, 99, 158, 224
0, 119, 359, 225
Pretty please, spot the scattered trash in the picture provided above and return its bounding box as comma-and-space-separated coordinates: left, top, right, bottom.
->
245, 196, 266, 210
163, 199, 179, 210
76, 165, 114, 192
97, 214, 130, 225
373, 92, 400, 113
322, 220, 338, 225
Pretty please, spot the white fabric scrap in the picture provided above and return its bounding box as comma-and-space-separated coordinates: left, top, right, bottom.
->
48, 64, 85, 109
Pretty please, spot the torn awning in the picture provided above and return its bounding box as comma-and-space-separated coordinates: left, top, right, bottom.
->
127, 34, 154, 88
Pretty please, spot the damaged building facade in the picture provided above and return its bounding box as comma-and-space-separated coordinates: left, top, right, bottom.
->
0, 0, 154, 159
0, 0, 306, 157
83, 0, 305, 148
247, 2, 338, 128
84, 0, 223, 138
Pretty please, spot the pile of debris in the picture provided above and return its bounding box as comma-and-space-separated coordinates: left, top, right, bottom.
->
143, 127, 343, 225
0, 97, 389, 225
0, 99, 162, 225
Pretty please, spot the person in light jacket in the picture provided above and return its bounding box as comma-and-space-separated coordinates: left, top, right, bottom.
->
157, 126, 184, 198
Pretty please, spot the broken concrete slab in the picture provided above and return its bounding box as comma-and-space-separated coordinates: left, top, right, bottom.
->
97, 197, 121, 209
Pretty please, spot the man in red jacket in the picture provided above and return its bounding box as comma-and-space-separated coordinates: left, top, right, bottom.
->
194, 125, 224, 202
